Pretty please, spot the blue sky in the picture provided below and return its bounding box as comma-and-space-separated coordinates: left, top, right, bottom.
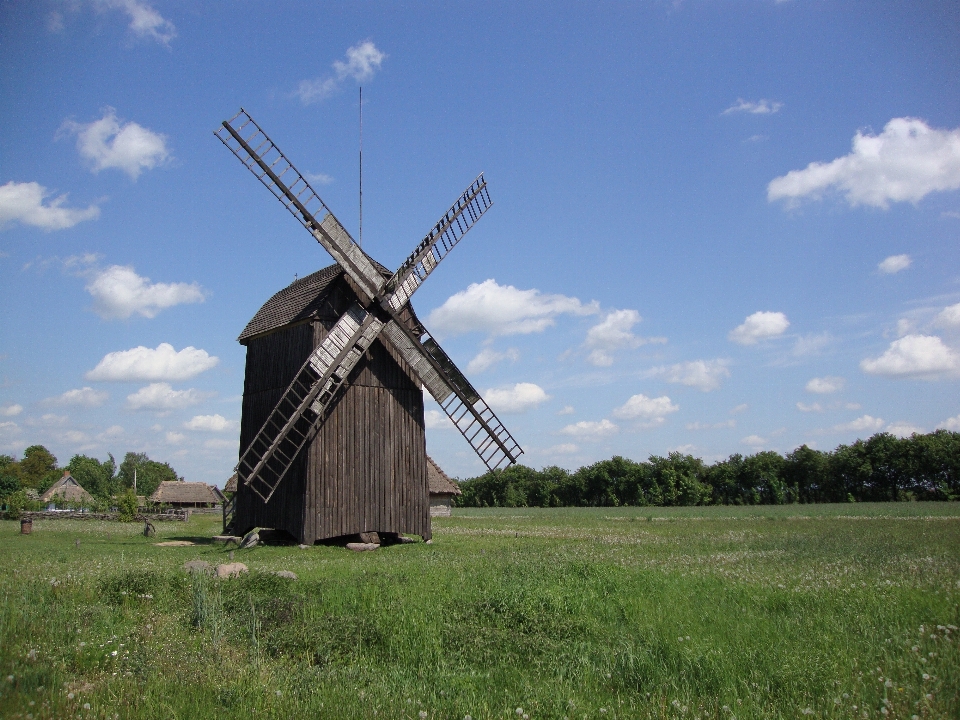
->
1, 1, 959, 484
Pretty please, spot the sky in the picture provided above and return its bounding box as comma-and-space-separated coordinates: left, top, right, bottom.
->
1, 1, 959, 485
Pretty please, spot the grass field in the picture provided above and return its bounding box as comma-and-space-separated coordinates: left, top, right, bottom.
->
1, 504, 958, 719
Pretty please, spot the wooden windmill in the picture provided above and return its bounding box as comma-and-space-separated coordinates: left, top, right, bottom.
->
216, 109, 522, 544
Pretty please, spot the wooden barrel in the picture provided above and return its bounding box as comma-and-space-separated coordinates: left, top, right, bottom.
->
20, 518, 33, 534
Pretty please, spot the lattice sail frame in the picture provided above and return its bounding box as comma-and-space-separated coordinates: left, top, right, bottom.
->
217, 108, 522, 502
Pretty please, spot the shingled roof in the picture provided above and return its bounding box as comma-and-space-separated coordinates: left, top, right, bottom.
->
427, 456, 461, 496
40, 472, 94, 504
149, 481, 220, 505
238, 257, 394, 343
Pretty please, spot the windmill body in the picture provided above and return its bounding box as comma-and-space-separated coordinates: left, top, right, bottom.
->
217, 109, 522, 543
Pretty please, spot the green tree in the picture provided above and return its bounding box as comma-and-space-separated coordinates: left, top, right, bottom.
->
17, 445, 60, 491
67, 454, 118, 499
117, 452, 182, 499
0, 455, 19, 501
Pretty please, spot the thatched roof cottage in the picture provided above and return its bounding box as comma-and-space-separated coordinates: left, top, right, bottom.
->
427, 456, 461, 517
150, 481, 220, 508
40, 471, 94, 510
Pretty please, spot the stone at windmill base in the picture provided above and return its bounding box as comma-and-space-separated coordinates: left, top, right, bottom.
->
345, 542, 380, 552
239, 530, 259, 549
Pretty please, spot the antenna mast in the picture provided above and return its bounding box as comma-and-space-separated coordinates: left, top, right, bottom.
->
359, 86, 363, 248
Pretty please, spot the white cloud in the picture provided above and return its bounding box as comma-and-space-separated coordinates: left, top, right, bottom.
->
60, 108, 169, 180
85, 265, 205, 319
650, 359, 731, 392
467, 347, 519, 374
686, 419, 736, 430
127, 383, 207, 411
44, 387, 108, 407
584, 309, 664, 366
729, 311, 790, 345
730, 403, 749, 415
560, 419, 618, 438
297, 41, 386, 104
806, 376, 845, 394
886, 422, 924, 438
878, 254, 912, 274
0, 181, 100, 230
768, 118, 960, 208
557, 405, 575, 416
305, 172, 334, 185
97, 425, 124, 441
35, 413, 68, 427
424, 409, 452, 430
833, 415, 885, 433
0, 404, 23, 417
722, 98, 783, 115
184, 414, 237, 432
87, 343, 219, 382
936, 302, 960, 329
796, 402, 823, 413
544, 443, 579, 455
484, 383, 550, 413
612, 394, 679, 421
939, 414, 960, 431
792, 332, 831, 357
165, 431, 185, 445
203, 438, 237, 451
741, 435, 766, 448
860, 334, 960, 379
428, 279, 598, 337
95, 0, 176, 44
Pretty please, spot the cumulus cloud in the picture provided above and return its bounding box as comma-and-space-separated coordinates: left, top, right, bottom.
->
0, 181, 100, 230
584, 309, 664, 366
806, 376, 845, 394
878, 254, 912, 274
428, 279, 598, 337
796, 402, 823, 413
467, 347, 519, 374
96, 0, 176, 44
649, 359, 731, 392
832, 415, 885, 433
722, 98, 783, 115
424, 409, 452, 430
60, 108, 169, 179
85, 265, 205, 319
87, 343, 219, 382
686, 419, 736, 430
936, 302, 960, 329
184, 414, 236, 432
612, 394, 679, 423
741, 435, 766, 447
544, 443, 579, 455
792, 332, 831, 357
939, 414, 960, 431
768, 118, 960, 208
165, 431, 185, 445
98, 425, 124, 441
0, 404, 23, 417
297, 41, 386, 104
730, 403, 749, 415
557, 405, 575, 416
860, 334, 960, 379
44, 387, 108, 407
127, 383, 207, 411
484, 383, 550, 413
886, 421, 924, 438
729, 311, 790, 345
559, 419, 618, 438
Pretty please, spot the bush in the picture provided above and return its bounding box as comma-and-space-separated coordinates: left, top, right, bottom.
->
115, 489, 138, 521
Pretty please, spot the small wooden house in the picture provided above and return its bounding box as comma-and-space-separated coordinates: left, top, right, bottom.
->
40, 471, 94, 511
233, 264, 431, 544
427, 456, 461, 517
150, 481, 220, 508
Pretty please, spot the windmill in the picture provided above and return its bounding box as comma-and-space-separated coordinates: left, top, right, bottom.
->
216, 109, 522, 544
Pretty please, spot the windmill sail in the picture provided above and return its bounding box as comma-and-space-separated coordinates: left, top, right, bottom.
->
382, 174, 492, 312
216, 109, 384, 302
236, 304, 383, 503
381, 321, 522, 471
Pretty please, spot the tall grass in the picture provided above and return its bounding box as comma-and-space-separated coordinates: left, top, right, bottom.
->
1, 506, 957, 718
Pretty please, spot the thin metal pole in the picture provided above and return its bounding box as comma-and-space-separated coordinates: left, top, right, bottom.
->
359, 86, 363, 248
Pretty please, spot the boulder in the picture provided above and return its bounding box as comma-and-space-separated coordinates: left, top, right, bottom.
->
215, 562, 248, 579
358, 531, 380, 544
239, 529, 259, 549
183, 560, 213, 575
345, 542, 380, 552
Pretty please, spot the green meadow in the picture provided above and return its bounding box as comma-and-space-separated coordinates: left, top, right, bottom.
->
1, 504, 958, 719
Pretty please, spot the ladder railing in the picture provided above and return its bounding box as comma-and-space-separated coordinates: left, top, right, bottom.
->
215, 109, 384, 302
235, 305, 382, 503
384, 174, 492, 312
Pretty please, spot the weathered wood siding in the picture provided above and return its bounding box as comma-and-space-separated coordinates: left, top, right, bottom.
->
235, 275, 430, 544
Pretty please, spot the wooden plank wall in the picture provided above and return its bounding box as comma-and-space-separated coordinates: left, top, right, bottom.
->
236, 275, 430, 544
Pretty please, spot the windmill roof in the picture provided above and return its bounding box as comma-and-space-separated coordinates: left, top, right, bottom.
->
40, 472, 94, 504
149, 481, 220, 504
238, 257, 394, 343
427, 456, 461, 496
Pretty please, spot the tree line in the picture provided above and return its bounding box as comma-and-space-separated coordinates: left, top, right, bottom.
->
0, 445, 183, 513
457, 430, 960, 508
